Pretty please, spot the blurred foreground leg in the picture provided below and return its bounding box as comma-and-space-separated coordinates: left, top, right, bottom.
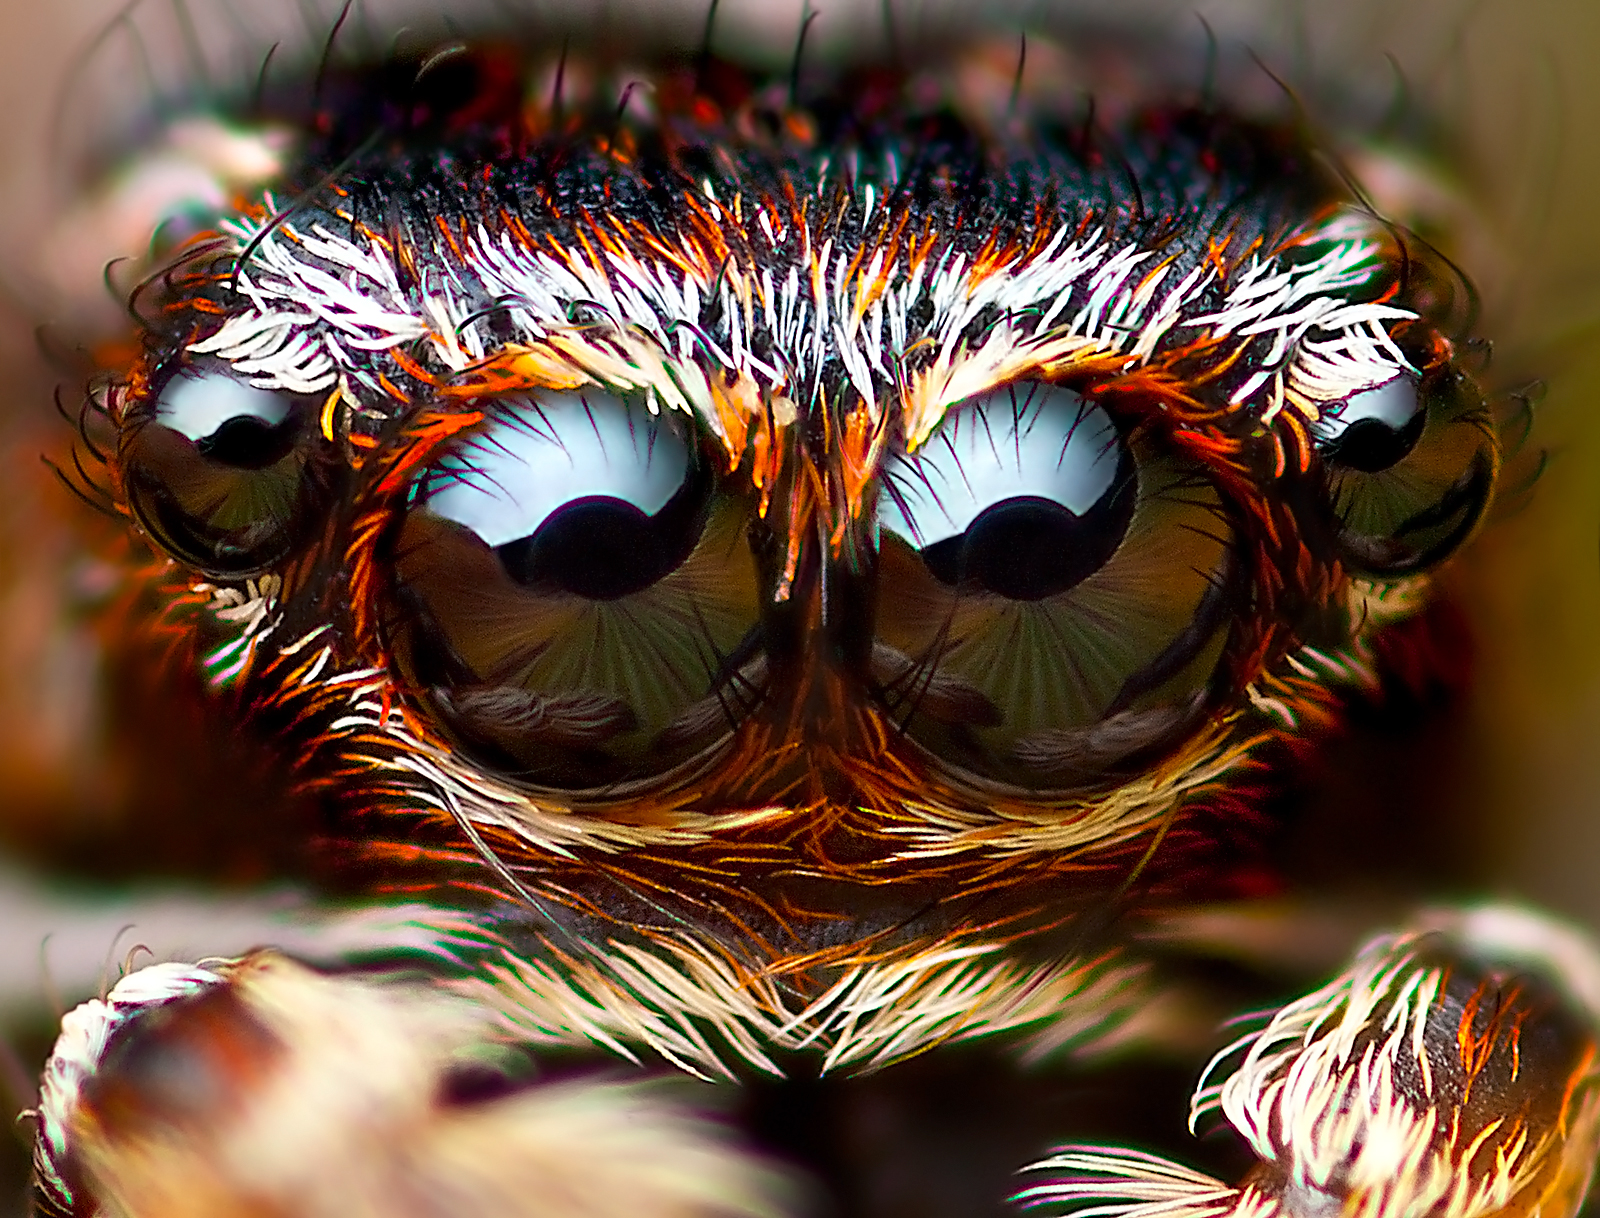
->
1020, 906, 1600, 1218
29, 952, 795, 1218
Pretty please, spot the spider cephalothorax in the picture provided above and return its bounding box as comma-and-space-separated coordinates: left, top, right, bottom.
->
76, 35, 1506, 1074
35, 23, 1588, 1218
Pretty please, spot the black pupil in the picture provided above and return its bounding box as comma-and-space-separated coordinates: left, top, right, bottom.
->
194, 413, 298, 470
495, 465, 710, 600
919, 449, 1136, 601
1321, 408, 1426, 474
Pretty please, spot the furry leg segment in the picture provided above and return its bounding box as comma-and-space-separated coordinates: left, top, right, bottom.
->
1018, 905, 1600, 1218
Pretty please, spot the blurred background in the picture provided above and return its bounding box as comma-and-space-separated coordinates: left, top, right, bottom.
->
0, 0, 1596, 1211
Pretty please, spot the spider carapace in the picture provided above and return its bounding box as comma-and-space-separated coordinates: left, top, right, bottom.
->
26, 20, 1600, 1218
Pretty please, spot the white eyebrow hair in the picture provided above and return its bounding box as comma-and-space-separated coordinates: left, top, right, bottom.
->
187, 190, 1415, 441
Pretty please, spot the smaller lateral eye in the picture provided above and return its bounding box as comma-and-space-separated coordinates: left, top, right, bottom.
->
1313, 377, 1424, 473
1312, 371, 1498, 576
121, 370, 339, 576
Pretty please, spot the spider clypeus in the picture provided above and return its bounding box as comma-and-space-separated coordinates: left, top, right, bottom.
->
4, 2, 1600, 1216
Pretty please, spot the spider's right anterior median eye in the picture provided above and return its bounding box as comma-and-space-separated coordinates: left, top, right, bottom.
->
389, 389, 764, 790
421, 390, 713, 602
121, 370, 339, 577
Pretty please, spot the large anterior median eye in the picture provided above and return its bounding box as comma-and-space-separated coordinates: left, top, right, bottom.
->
879, 384, 1136, 600
121, 370, 339, 576
874, 383, 1236, 788
390, 389, 763, 790
1313, 370, 1497, 575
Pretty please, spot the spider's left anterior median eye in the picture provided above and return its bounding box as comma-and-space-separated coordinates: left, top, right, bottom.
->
389, 389, 764, 790
873, 382, 1237, 789
879, 385, 1136, 601
1314, 369, 1498, 576
121, 370, 339, 576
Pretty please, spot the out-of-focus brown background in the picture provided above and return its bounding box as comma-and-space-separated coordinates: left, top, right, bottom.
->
0, 0, 1596, 1210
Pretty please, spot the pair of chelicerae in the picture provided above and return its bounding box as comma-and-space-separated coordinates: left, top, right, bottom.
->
24, 22, 1600, 1218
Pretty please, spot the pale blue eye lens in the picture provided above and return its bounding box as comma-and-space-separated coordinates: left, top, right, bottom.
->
1312, 376, 1420, 444
154, 371, 292, 444
879, 385, 1122, 549
424, 390, 693, 548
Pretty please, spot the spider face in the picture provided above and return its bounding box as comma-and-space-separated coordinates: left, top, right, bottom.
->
66, 38, 1509, 1076
37, 19, 1600, 1218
